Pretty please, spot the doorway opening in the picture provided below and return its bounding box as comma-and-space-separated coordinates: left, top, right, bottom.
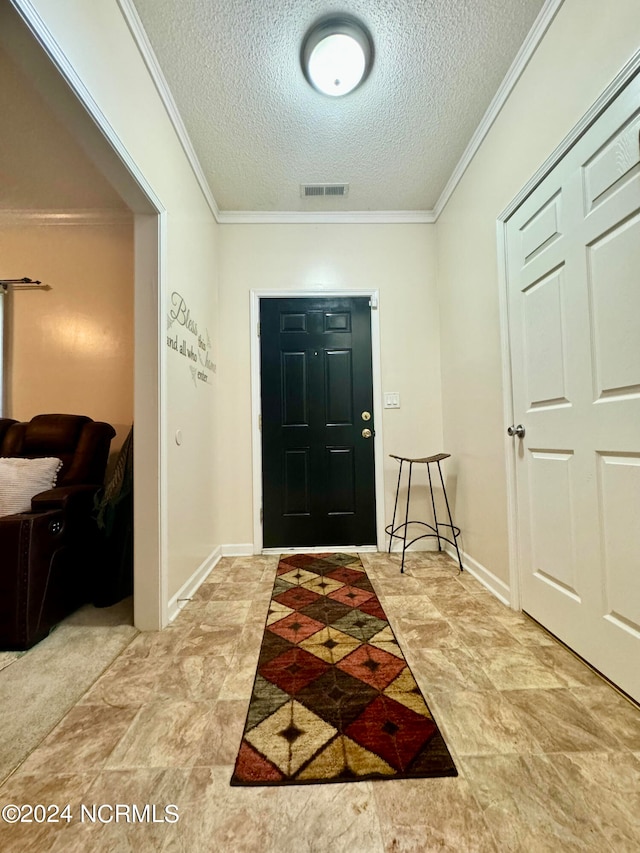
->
1, 0, 166, 631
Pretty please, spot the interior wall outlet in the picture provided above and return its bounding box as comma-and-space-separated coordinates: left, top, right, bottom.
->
384, 392, 400, 409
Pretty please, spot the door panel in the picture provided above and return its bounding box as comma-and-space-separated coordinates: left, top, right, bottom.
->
260, 296, 376, 548
597, 453, 640, 636
506, 74, 640, 701
588, 215, 640, 398
282, 352, 308, 425
528, 451, 579, 598
283, 448, 310, 516
522, 267, 569, 408
325, 350, 353, 424
326, 446, 356, 514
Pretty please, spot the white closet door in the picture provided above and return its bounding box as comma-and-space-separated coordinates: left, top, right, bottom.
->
506, 74, 640, 701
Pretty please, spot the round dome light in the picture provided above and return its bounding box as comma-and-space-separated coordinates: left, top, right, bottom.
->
302, 17, 373, 97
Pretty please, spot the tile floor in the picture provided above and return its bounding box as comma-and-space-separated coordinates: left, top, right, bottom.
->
1, 551, 639, 852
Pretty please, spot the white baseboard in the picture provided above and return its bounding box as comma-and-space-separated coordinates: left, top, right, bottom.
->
262, 545, 379, 555
443, 543, 511, 607
166, 542, 510, 620
168, 546, 222, 623
221, 544, 255, 557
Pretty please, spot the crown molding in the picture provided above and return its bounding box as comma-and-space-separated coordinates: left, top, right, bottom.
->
217, 210, 436, 225
0, 208, 133, 226
433, 0, 565, 219
116, 0, 221, 223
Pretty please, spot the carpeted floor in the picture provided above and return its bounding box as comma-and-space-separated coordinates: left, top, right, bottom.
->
0, 598, 137, 784
0, 650, 24, 672
232, 553, 457, 785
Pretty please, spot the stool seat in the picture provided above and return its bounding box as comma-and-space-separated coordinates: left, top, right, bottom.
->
390, 453, 450, 464
386, 452, 463, 574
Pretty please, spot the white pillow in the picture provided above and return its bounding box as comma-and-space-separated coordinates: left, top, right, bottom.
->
0, 457, 63, 517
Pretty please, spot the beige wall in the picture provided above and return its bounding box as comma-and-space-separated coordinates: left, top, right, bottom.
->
21, 0, 221, 609
1, 220, 133, 456
164, 213, 220, 584
218, 223, 442, 548
436, 0, 640, 586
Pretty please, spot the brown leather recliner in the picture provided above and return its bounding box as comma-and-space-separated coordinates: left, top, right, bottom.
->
0, 414, 116, 649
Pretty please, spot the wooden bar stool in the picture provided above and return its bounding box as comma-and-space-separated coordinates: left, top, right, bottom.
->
385, 453, 463, 573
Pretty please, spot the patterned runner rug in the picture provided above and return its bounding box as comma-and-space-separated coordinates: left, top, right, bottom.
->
231, 553, 457, 786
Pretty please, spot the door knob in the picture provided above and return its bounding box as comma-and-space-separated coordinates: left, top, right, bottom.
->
507, 424, 526, 438
361, 411, 371, 421
362, 428, 373, 439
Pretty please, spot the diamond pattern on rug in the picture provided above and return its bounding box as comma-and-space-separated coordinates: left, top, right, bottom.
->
328, 584, 374, 608
231, 553, 457, 786
384, 667, 434, 716
259, 646, 330, 695
245, 675, 290, 729
266, 600, 294, 625
278, 567, 319, 586
331, 609, 387, 642
300, 575, 345, 596
337, 643, 406, 690
299, 626, 361, 663
325, 566, 367, 585
345, 694, 437, 771
297, 735, 395, 781
245, 700, 337, 776
272, 578, 295, 598
358, 596, 387, 621
299, 597, 352, 625
368, 625, 404, 658
267, 611, 325, 644
274, 585, 321, 611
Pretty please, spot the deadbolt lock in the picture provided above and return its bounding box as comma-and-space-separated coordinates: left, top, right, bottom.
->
362, 428, 373, 439
361, 411, 371, 421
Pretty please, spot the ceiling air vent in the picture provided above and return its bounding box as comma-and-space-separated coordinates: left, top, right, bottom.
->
300, 183, 349, 198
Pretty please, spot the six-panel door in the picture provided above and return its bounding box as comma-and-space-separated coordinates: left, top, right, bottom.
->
260, 296, 377, 548
506, 75, 640, 701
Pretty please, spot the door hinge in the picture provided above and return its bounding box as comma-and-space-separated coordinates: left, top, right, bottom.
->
257, 321, 261, 337
258, 414, 262, 430
369, 294, 378, 309
260, 507, 263, 523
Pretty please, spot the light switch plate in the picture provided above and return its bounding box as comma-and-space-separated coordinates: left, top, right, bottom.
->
384, 392, 400, 409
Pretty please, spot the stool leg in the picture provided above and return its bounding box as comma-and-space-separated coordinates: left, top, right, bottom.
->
437, 460, 463, 572
401, 462, 413, 573
426, 461, 442, 552
388, 459, 404, 554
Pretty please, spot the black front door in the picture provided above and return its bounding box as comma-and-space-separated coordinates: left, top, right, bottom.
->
260, 296, 376, 547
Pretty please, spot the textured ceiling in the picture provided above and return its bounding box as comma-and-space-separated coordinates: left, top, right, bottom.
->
0, 0, 547, 216
131, 0, 546, 212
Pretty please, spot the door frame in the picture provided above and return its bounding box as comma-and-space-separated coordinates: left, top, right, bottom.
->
11, 0, 169, 630
496, 49, 640, 611
250, 289, 385, 553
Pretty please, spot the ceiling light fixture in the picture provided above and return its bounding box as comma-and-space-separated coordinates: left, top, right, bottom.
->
301, 16, 373, 97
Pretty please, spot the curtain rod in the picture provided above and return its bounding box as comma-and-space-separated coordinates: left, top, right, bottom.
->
0, 277, 51, 291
